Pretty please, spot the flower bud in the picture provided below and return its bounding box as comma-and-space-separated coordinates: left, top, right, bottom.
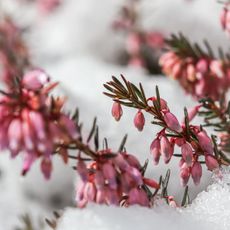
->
134, 110, 145, 131
180, 163, 190, 187
210, 60, 224, 78
111, 102, 123, 121
196, 59, 209, 74
150, 138, 161, 165
41, 157, 52, 179
191, 161, 202, 185
102, 163, 117, 190
84, 182, 96, 202
197, 131, 213, 155
22, 69, 49, 90
205, 154, 219, 171
187, 105, 200, 122
143, 178, 160, 189
160, 136, 174, 164
186, 64, 196, 82
164, 112, 182, 132
77, 160, 88, 182
181, 143, 193, 167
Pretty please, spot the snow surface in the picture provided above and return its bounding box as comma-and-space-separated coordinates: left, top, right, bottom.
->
0, 0, 230, 229
57, 168, 230, 230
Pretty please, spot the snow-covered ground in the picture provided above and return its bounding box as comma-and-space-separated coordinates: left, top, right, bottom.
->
1, 0, 230, 229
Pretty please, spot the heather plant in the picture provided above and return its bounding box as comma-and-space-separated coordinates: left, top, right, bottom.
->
113, 0, 164, 74
1, 2, 230, 229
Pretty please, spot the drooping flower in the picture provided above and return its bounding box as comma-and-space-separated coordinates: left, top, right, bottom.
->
0, 69, 78, 178
134, 110, 145, 131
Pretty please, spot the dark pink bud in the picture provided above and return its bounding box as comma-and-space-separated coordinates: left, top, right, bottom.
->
197, 131, 213, 155
134, 110, 145, 131
180, 163, 190, 187
22, 69, 49, 90
41, 157, 52, 179
191, 161, 202, 185
160, 136, 174, 164
22, 153, 35, 176
205, 154, 219, 171
111, 102, 123, 121
181, 143, 193, 167
164, 112, 182, 132
150, 138, 161, 165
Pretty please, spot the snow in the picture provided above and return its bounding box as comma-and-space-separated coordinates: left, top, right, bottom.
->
0, 0, 230, 229
56, 168, 230, 230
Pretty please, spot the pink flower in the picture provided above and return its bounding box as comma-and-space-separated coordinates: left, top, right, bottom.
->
112, 102, 123, 121
150, 138, 161, 165
0, 70, 78, 178
22, 69, 50, 91
160, 135, 174, 164
197, 131, 213, 155
181, 143, 193, 167
134, 110, 145, 131
205, 154, 219, 171
163, 112, 182, 133
191, 161, 202, 185
186, 105, 201, 122
180, 163, 190, 187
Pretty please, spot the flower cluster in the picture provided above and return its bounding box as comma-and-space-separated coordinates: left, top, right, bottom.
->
220, 2, 230, 36
113, 0, 164, 74
0, 69, 78, 178
0, 17, 30, 86
159, 50, 230, 100
105, 76, 221, 187
76, 150, 159, 208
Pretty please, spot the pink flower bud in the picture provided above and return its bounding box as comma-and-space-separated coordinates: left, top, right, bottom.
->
181, 143, 193, 167
143, 178, 160, 189
22, 69, 49, 90
128, 188, 140, 205
220, 6, 227, 29
187, 105, 201, 122
196, 59, 209, 74
29, 111, 46, 140
113, 154, 129, 171
150, 138, 161, 165
180, 163, 190, 187
197, 131, 213, 155
126, 33, 141, 55
191, 161, 202, 185
111, 102, 123, 121
168, 196, 178, 208
96, 189, 105, 204
160, 136, 174, 164
134, 110, 145, 131
94, 170, 105, 190
102, 163, 117, 190
22, 153, 35, 176
8, 119, 22, 154
41, 157, 52, 179
210, 60, 224, 78
186, 64, 196, 82
205, 154, 219, 171
84, 182, 96, 202
59, 115, 78, 139
138, 189, 149, 207
172, 62, 182, 79
22, 121, 35, 151
128, 167, 143, 186
164, 112, 182, 132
